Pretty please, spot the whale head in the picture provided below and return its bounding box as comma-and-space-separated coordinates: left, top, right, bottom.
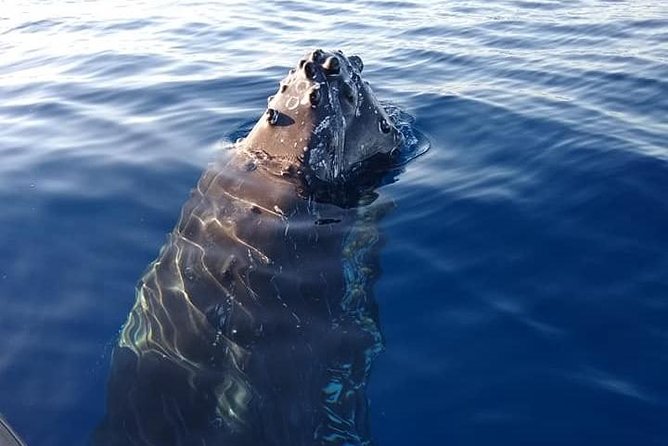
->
242, 49, 403, 184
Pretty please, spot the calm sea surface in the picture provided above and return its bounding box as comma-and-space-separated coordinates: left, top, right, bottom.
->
1, 1, 667, 445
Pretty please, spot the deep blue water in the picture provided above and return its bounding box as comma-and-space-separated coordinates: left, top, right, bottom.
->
1, 1, 667, 445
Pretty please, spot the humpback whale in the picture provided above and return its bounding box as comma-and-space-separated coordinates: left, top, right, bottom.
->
95, 49, 407, 446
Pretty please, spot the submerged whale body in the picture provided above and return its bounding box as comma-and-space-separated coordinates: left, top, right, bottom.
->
95, 49, 407, 446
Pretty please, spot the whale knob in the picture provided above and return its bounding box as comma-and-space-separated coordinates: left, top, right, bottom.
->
322, 56, 340, 75
309, 87, 321, 106
304, 61, 317, 79
311, 49, 324, 63
266, 108, 279, 125
349, 55, 364, 72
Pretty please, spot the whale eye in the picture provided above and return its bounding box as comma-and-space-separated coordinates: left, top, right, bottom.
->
379, 117, 392, 133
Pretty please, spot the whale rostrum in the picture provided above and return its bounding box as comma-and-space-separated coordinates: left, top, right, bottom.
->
244, 49, 402, 184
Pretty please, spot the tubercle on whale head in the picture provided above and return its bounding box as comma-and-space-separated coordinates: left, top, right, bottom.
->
240, 49, 403, 185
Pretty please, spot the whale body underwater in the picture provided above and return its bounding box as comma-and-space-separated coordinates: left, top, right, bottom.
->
94, 49, 421, 446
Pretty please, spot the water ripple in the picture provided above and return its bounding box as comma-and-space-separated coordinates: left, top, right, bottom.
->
1, 1, 667, 445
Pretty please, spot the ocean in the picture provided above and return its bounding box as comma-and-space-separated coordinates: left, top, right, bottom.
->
0, 1, 667, 445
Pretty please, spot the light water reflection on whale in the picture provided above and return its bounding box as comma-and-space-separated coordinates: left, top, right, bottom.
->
93, 49, 428, 446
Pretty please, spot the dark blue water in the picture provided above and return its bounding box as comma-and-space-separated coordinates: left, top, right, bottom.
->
1, 1, 667, 445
